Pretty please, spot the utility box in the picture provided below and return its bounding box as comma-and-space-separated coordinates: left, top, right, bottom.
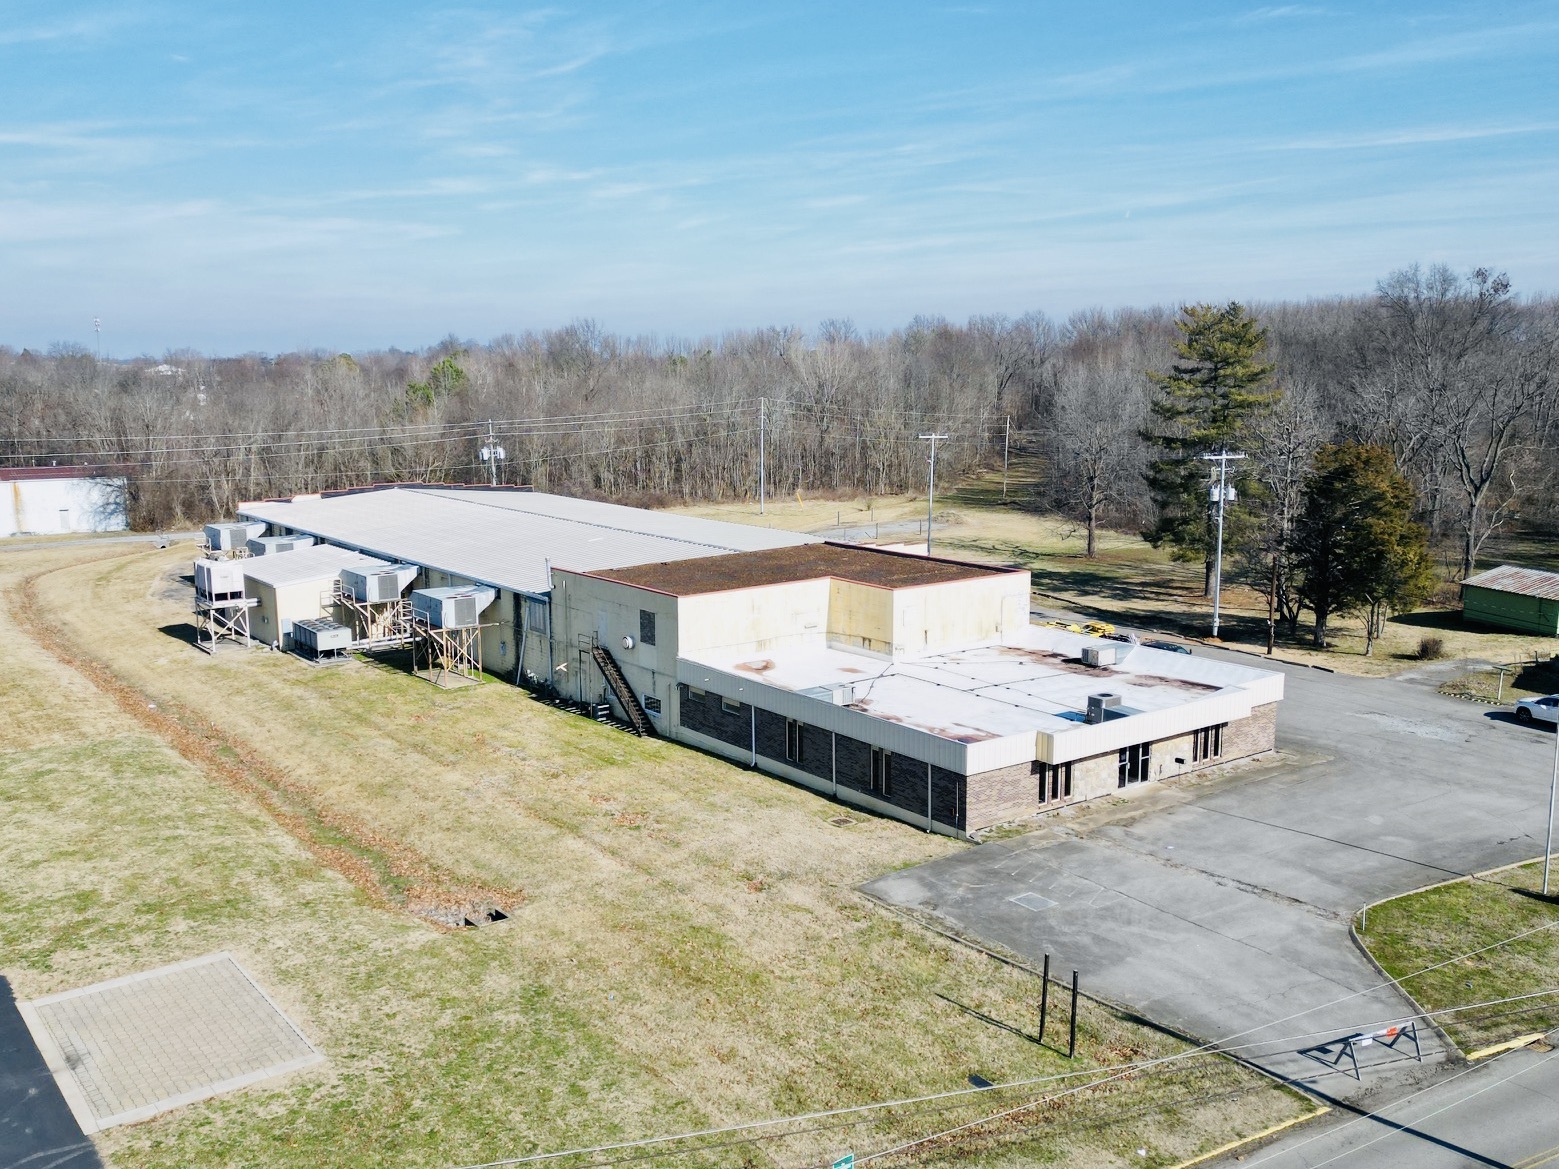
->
340, 564, 418, 603
204, 521, 266, 551
292, 617, 353, 658
1081, 644, 1117, 668
1086, 693, 1122, 725
411, 586, 496, 629
247, 535, 315, 557
193, 558, 246, 601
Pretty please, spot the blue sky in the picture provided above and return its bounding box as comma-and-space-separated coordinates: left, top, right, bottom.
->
4, 1, 1558, 354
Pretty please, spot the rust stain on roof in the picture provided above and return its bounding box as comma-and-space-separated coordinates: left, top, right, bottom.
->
735, 658, 776, 674
1135, 674, 1220, 693
1463, 564, 1559, 600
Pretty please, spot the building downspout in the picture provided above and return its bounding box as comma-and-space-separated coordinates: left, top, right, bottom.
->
750, 703, 757, 767
926, 759, 933, 832
514, 597, 529, 686
831, 731, 838, 800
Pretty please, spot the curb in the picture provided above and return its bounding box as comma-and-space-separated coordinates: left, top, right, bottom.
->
1466, 1032, 1549, 1061
1349, 851, 1558, 1064
1165, 1107, 1331, 1169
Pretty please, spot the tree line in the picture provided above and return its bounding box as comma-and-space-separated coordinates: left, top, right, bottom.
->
2, 263, 1554, 647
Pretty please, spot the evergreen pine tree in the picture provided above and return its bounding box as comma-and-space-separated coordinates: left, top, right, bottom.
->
1143, 303, 1278, 595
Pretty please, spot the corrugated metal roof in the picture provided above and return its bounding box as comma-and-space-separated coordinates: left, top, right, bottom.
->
240, 544, 389, 588
237, 487, 818, 595
1462, 564, 1559, 600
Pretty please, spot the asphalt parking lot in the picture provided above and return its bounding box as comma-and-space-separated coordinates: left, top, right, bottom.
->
865, 651, 1559, 1094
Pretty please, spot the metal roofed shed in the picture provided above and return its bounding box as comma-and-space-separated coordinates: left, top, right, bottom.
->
1461, 565, 1559, 635
236, 486, 819, 596
240, 544, 389, 649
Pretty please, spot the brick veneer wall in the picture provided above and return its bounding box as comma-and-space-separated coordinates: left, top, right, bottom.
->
677, 684, 750, 750
963, 701, 1280, 832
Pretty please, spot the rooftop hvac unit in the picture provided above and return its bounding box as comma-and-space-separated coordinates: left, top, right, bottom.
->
1086, 693, 1122, 725
412, 586, 496, 629
247, 535, 316, 556
204, 521, 266, 550
1081, 644, 1117, 668
292, 617, 354, 656
193, 558, 247, 600
340, 563, 419, 603
830, 682, 858, 705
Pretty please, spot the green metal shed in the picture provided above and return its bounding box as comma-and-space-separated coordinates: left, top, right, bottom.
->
1461, 565, 1559, 635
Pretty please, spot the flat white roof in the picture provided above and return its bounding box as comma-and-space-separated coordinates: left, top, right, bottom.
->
685, 626, 1283, 747
240, 544, 389, 588
237, 487, 819, 595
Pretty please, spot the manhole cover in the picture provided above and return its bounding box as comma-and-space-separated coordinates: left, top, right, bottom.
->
1009, 892, 1057, 911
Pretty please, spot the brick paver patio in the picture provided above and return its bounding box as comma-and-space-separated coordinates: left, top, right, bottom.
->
18, 952, 322, 1132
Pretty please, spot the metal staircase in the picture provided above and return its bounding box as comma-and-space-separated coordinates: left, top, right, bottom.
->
589, 644, 655, 737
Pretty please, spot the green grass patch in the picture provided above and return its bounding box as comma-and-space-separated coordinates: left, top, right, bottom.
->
1356, 861, 1559, 1052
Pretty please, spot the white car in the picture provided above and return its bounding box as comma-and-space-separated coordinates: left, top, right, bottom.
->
1515, 694, 1559, 726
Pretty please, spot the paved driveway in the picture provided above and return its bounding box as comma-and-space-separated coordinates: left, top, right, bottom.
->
864, 653, 1559, 1093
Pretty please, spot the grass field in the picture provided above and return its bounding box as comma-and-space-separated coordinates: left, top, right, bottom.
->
673, 475, 1559, 679
1355, 860, 1559, 1053
0, 542, 1309, 1168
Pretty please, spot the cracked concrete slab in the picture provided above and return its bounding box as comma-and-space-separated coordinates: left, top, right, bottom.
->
864, 651, 1559, 1096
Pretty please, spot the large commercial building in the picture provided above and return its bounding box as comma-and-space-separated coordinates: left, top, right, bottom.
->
234, 484, 1283, 835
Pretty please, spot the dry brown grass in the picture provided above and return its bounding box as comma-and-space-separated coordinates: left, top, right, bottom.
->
0, 542, 1307, 1167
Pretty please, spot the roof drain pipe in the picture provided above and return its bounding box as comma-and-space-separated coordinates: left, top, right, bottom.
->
750, 701, 757, 768
514, 596, 528, 688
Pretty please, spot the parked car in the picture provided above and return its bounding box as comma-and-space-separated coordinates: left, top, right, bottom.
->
1143, 639, 1192, 655
1515, 695, 1559, 726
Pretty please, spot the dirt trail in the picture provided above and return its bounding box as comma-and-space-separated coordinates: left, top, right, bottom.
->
6, 551, 524, 928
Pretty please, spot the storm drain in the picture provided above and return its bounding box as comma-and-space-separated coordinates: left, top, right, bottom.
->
1009, 892, 1057, 912
463, 908, 510, 928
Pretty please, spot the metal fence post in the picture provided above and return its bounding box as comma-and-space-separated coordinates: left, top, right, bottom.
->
1039, 954, 1050, 1043
1068, 970, 1079, 1059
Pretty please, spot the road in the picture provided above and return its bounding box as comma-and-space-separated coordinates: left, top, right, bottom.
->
0, 977, 100, 1169
864, 648, 1559, 1095
1219, 1039, 1559, 1168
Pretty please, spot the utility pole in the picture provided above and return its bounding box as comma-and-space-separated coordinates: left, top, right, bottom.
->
1001, 416, 1011, 501
758, 397, 766, 515
920, 433, 948, 555
480, 420, 505, 487
1545, 721, 1558, 896
1200, 451, 1246, 639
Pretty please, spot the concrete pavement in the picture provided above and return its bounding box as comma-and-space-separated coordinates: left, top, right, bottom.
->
864, 651, 1559, 1095
1217, 1039, 1559, 1168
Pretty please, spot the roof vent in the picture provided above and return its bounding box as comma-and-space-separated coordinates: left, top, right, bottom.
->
1086, 693, 1122, 724
203, 521, 266, 550
247, 535, 315, 556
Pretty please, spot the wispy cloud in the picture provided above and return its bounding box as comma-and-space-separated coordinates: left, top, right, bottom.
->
1234, 5, 1326, 25
1275, 122, 1559, 151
